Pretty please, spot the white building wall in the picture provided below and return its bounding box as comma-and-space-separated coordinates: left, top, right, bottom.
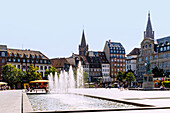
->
102, 64, 110, 83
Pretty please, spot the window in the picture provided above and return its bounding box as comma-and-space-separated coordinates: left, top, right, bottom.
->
18, 65, 20, 69
19, 54, 22, 57
27, 59, 29, 62
149, 44, 152, 48
40, 60, 42, 63
1, 52, 5, 57
8, 58, 11, 62
9, 53, 12, 56
145, 57, 148, 61
13, 58, 16, 62
164, 47, 167, 51
23, 65, 26, 70
160, 47, 163, 51
32, 60, 34, 63
36, 60, 39, 63
146, 45, 148, 48
168, 46, 170, 50
2, 59, 5, 63
40, 66, 43, 70
14, 54, 17, 57
23, 59, 25, 62
18, 59, 20, 62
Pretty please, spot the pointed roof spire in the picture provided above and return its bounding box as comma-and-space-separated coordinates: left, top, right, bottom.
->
144, 11, 154, 39
80, 29, 86, 47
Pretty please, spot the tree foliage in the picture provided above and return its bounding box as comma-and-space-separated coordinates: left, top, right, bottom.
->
125, 72, 136, 84
116, 71, 125, 82
2, 64, 24, 88
83, 72, 89, 83
45, 66, 57, 79
116, 71, 136, 84
152, 66, 164, 77
24, 64, 42, 82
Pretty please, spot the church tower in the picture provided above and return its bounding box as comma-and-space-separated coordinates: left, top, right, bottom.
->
144, 12, 154, 39
79, 30, 88, 56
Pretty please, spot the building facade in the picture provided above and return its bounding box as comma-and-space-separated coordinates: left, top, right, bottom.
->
126, 48, 140, 75
104, 40, 126, 83
86, 51, 102, 82
136, 12, 170, 83
97, 52, 110, 84
0, 46, 52, 80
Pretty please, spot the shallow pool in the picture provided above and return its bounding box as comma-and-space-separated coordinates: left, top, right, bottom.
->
28, 93, 136, 111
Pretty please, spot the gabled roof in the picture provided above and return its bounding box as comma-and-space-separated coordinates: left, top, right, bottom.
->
127, 48, 140, 56
7, 48, 49, 59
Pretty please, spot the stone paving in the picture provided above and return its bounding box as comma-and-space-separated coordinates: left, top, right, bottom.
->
69, 88, 170, 113
0, 90, 22, 113
1, 88, 170, 113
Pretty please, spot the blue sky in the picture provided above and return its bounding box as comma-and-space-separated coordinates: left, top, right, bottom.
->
0, 0, 170, 58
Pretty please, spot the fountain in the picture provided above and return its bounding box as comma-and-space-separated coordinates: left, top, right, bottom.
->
29, 61, 136, 111
48, 61, 84, 93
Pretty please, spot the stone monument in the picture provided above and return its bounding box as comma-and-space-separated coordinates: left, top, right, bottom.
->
142, 60, 154, 89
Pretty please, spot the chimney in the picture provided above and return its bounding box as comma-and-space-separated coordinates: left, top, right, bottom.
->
109, 40, 111, 44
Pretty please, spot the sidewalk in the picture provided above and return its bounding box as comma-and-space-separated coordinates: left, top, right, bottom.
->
0, 90, 23, 113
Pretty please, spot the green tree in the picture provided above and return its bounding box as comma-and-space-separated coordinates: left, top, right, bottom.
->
83, 72, 89, 83
2, 64, 24, 88
45, 67, 57, 79
116, 71, 124, 82
125, 72, 136, 85
24, 64, 42, 82
152, 66, 164, 77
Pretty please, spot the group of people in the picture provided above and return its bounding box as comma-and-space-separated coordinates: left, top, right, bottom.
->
119, 83, 128, 91
160, 85, 166, 90
0, 85, 10, 90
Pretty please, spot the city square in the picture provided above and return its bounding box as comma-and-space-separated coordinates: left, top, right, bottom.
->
0, 0, 170, 113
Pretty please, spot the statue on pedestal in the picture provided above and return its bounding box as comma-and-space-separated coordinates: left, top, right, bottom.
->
145, 60, 151, 74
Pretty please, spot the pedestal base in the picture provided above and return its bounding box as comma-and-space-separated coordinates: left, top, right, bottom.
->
142, 74, 154, 89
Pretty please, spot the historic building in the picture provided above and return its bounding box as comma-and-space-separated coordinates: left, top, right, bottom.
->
86, 51, 102, 82
79, 30, 88, 56
136, 12, 170, 83
51, 58, 75, 72
126, 48, 140, 75
104, 40, 126, 82
0, 45, 52, 80
97, 52, 110, 84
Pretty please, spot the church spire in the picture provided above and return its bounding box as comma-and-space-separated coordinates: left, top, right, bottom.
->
79, 29, 88, 56
80, 29, 86, 47
144, 11, 154, 39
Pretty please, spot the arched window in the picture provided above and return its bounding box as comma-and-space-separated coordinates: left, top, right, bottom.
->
1, 52, 5, 57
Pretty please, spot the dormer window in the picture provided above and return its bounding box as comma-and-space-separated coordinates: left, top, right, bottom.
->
32, 55, 34, 58
9, 53, 12, 56
26, 55, 28, 58
41, 56, 43, 58
1, 52, 5, 57
19, 54, 22, 57
14, 54, 17, 57
164, 47, 167, 51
